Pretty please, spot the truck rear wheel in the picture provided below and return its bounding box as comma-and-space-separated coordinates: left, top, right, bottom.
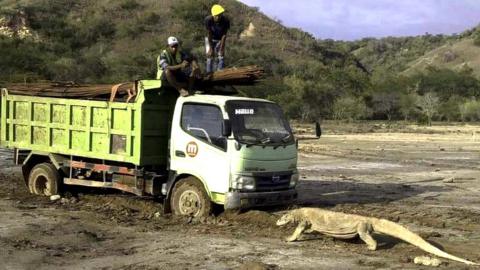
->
28, 163, 60, 196
171, 177, 212, 217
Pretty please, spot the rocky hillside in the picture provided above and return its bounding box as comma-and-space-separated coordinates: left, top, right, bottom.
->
404, 37, 480, 78
348, 26, 480, 77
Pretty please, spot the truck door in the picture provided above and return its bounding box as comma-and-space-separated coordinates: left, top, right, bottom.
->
170, 102, 230, 198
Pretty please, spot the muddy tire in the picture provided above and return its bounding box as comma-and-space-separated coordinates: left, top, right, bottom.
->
28, 163, 60, 196
171, 177, 212, 217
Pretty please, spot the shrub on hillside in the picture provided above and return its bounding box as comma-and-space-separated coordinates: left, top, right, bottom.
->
460, 99, 480, 121
439, 95, 464, 122
47, 57, 79, 81
119, 0, 140, 10
171, 0, 215, 27
474, 33, 480, 47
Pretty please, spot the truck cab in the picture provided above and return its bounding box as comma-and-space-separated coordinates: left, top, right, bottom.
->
168, 95, 298, 215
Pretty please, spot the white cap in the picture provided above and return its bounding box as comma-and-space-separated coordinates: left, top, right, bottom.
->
167, 36, 179, 46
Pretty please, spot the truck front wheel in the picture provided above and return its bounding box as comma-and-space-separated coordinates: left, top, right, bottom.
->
171, 177, 212, 217
28, 163, 60, 196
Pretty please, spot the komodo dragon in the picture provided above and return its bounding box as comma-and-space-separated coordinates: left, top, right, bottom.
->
276, 208, 478, 265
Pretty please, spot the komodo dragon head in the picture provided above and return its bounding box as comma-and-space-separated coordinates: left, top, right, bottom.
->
276, 212, 297, 226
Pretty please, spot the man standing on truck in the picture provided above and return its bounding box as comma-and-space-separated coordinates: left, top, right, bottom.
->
157, 36, 201, 97
205, 4, 230, 74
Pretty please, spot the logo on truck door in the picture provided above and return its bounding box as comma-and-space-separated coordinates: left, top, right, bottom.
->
186, 141, 199, 157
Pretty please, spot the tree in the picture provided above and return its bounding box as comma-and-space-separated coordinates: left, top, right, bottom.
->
332, 95, 371, 121
279, 75, 335, 121
372, 92, 399, 120
281, 75, 311, 121
415, 92, 440, 125
398, 93, 418, 121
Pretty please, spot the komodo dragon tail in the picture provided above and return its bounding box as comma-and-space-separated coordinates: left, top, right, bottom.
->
372, 218, 478, 265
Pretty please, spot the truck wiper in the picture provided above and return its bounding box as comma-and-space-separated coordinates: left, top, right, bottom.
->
242, 138, 262, 148
244, 137, 271, 148
270, 134, 292, 149
260, 137, 271, 144
281, 134, 291, 143
241, 135, 274, 148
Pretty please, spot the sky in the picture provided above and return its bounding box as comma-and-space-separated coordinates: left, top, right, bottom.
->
238, 0, 480, 41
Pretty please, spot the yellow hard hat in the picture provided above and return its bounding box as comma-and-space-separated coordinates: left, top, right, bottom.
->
211, 4, 225, 16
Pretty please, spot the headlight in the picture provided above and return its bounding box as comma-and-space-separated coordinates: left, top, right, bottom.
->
290, 172, 299, 187
232, 175, 255, 190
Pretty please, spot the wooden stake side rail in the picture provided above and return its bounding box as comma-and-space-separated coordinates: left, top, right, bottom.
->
66, 160, 140, 176
64, 178, 143, 196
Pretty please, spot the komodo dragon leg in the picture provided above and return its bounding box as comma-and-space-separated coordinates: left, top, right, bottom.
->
286, 221, 309, 242
357, 222, 377, 250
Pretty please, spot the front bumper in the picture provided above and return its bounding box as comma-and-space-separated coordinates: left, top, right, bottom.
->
224, 189, 297, 209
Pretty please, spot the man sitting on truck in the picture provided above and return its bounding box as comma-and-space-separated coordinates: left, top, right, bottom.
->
157, 36, 201, 97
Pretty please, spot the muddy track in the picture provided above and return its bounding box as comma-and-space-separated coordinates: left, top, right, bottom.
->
2, 124, 480, 269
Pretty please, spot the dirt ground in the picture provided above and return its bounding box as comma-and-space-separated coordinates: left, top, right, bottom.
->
1, 121, 480, 270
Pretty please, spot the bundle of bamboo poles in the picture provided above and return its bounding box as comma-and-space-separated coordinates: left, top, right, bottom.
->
203, 65, 264, 85
2, 66, 265, 100
5, 82, 135, 100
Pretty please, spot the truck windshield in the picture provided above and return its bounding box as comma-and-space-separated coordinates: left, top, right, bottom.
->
225, 100, 294, 145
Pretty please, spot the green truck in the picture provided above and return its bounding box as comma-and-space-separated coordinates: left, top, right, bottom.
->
0, 80, 309, 216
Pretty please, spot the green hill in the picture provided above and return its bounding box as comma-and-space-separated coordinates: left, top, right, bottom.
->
350, 35, 454, 73
1, 0, 480, 122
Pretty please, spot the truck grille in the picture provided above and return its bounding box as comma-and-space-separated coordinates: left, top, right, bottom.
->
255, 173, 291, 191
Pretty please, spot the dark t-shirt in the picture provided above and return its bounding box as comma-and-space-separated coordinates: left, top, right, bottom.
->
205, 15, 230, 41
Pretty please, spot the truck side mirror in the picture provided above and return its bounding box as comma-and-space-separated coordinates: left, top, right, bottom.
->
222, 119, 232, 137
315, 122, 322, 138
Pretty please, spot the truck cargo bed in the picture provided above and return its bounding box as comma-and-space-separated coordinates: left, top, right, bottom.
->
0, 80, 176, 166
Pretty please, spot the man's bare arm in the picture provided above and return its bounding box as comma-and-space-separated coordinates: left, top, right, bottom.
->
166, 61, 188, 71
